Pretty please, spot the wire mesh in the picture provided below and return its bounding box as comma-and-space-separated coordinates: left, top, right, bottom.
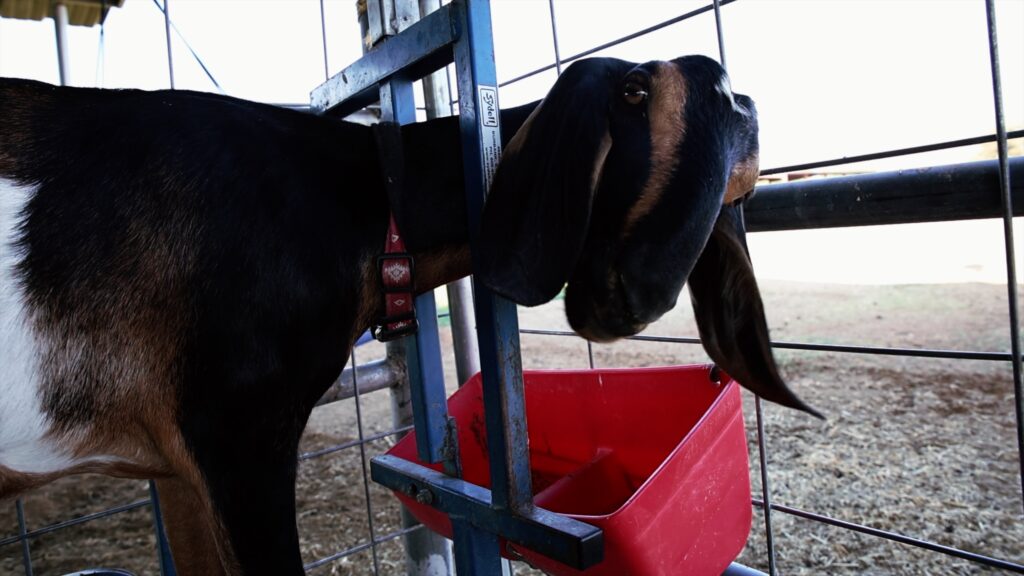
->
508, 1, 1024, 574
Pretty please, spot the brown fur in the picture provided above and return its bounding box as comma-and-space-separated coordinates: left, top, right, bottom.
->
590, 131, 613, 197
500, 105, 538, 159
622, 63, 688, 236
725, 153, 760, 204
156, 477, 231, 575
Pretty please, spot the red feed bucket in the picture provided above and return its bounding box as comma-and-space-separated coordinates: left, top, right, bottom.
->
386, 365, 752, 576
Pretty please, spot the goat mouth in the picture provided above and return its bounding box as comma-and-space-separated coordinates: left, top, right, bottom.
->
572, 318, 649, 343
565, 279, 649, 343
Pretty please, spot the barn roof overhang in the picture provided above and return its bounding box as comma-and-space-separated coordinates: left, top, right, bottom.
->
0, 0, 124, 27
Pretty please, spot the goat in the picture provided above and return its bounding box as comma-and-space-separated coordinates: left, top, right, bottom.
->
0, 55, 815, 575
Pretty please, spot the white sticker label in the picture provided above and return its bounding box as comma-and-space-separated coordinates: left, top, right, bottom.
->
479, 86, 499, 127
478, 85, 502, 193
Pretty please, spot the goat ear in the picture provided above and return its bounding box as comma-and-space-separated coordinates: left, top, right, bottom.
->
689, 203, 823, 418
476, 59, 619, 306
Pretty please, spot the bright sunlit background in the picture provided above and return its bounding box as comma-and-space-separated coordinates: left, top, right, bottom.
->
2, 0, 1023, 284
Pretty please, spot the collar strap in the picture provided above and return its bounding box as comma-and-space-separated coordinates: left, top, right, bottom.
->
373, 213, 418, 342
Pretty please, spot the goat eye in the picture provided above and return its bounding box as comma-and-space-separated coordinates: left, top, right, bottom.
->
623, 82, 648, 106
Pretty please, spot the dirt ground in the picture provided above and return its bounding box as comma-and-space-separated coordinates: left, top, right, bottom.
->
2, 279, 1023, 575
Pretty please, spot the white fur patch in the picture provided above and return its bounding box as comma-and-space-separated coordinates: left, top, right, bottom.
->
0, 178, 81, 474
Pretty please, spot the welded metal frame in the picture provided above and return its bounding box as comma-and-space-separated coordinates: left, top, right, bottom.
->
315, 0, 604, 573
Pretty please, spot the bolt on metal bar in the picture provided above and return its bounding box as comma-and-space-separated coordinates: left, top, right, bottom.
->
762, 129, 1024, 176
752, 499, 1024, 573
16, 499, 32, 576
497, 0, 738, 88
0, 500, 151, 548
350, 347, 381, 575
984, 0, 1024, 513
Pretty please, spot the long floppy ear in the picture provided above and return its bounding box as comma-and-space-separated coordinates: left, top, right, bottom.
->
476, 58, 624, 306
689, 203, 823, 418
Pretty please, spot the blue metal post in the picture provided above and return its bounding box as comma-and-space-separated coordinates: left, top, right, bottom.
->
378, 77, 454, 467
451, 519, 503, 575
453, 0, 533, 516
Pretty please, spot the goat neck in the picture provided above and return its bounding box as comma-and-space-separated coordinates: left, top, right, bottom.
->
375, 103, 540, 297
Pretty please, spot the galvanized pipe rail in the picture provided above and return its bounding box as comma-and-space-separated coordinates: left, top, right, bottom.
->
748, 157, 1024, 232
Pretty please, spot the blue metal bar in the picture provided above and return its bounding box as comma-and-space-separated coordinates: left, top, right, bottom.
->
453, 0, 533, 516
311, 4, 458, 116
148, 482, 177, 576
452, 519, 503, 576
377, 75, 454, 465
404, 293, 453, 464
372, 454, 604, 568
449, 3, 558, 572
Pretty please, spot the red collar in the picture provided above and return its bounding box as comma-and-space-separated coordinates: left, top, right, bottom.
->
372, 213, 418, 341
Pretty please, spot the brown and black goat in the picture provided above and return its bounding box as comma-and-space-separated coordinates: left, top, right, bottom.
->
0, 55, 815, 575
